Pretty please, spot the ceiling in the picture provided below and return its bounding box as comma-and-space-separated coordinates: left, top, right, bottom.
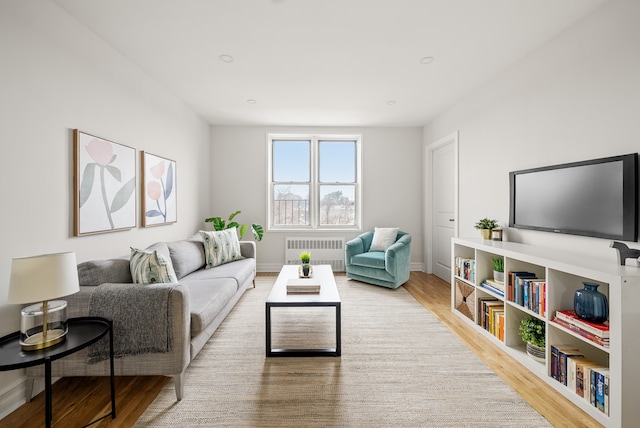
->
53, 0, 607, 127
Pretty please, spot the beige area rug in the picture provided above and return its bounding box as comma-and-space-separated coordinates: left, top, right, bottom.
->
135, 276, 551, 427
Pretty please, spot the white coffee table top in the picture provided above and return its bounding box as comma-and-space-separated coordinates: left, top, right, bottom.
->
266, 264, 341, 304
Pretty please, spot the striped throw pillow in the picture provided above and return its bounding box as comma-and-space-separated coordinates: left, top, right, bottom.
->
129, 248, 178, 284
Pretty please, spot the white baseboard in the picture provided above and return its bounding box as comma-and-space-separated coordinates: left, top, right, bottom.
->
258, 262, 425, 273
0, 377, 26, 420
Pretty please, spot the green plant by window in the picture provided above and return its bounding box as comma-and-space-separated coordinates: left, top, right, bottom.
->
474, 218, 499, 230
518, 316, 545, 348
299, 251, 311, 264
492, 257, 504, 273
204, 211, 264, 241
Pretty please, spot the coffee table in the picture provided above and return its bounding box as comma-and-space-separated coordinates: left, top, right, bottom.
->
265, 264, 341, 357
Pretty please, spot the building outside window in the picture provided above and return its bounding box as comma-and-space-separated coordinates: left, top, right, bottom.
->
268, 134, 361, 231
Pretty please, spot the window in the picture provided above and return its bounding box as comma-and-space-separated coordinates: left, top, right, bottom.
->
268, 134, 361, 230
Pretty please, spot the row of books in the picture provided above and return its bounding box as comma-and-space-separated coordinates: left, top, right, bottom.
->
506, 271, 546, 316
454, 257, 475, 283
478, 298, 504, 341
552, 309, 609, 348
286, 278, 321, 294
551, 345, 609, 415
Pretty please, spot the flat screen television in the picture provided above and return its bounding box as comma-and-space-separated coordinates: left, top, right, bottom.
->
509, 153, 638, 241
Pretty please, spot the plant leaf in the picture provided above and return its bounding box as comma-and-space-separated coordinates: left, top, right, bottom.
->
227, 221, 240, 230
212, 217, 225, 231
105, 165, 122, 182
146, 209, 163, 217
165, 162, 174, 199
237, 224, 247, 239
110, 177, 135, 213
228, 210, 241, 222
252, 224, 264, 241
79, 163, 97, 207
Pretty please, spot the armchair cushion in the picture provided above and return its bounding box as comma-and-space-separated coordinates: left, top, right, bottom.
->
370, 227, 399, 251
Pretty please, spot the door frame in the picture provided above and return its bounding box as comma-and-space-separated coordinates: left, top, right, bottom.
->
424, 131, 459, 275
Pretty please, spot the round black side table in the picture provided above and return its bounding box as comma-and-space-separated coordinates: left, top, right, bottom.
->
0, 317, 115, 428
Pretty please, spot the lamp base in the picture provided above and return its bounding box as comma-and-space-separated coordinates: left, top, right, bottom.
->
20, 300, 68, 351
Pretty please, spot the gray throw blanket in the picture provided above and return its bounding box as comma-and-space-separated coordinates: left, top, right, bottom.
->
88, 282, 176, 363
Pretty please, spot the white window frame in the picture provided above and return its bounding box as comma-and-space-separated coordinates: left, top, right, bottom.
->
267, 133, 362, 231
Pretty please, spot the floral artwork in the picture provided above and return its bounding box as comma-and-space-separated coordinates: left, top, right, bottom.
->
74, 130, 136, 236
142, 152, 176, 226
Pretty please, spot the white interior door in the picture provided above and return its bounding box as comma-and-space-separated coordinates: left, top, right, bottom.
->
428, 132, 458, 282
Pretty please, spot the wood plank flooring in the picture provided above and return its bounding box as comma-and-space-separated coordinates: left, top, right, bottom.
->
1, 271, 601, 427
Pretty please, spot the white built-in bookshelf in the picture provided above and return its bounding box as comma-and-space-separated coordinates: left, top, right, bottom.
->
452, 238, 640, 427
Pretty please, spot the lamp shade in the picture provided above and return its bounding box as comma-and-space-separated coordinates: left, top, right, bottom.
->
8, 252, 80, 304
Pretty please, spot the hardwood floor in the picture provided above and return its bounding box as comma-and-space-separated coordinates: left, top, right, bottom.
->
2, 271, 602, 427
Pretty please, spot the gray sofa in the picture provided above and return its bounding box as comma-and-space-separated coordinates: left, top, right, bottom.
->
25, 234, 256, 401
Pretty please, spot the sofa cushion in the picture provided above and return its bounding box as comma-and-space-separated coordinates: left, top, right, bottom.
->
167, 236, 206, 279
183, 278, 237, 336
351, 251, 386, 269
182, 258, 255, 291
200, 228, 244, 268
369, 227, 399, 251
77, 258, 132, 286
130, 248, 178, 284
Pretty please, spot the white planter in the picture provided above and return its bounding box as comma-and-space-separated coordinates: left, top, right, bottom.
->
493, 270, 505, 283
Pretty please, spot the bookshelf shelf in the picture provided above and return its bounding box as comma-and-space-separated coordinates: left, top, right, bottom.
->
452, 238, 640, 427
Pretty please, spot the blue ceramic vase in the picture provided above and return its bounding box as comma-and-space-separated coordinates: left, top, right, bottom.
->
574, 282, 608, 323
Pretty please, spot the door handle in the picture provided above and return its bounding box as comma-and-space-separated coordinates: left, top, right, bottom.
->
449, 218, 455, 222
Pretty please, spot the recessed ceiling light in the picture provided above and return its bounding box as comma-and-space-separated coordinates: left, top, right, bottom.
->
219, 54, 234, 63
420, 56, 435, 65
387, 100, 397, 106
247, 99, 257, 104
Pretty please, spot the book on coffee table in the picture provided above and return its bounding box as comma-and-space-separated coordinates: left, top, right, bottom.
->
286, 278, 321, 294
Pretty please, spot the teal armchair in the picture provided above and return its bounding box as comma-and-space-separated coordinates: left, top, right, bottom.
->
345, 230, 411, 289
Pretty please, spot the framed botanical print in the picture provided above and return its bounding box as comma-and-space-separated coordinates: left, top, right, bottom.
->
74, 130, 136, 236
141, 151, 177, 227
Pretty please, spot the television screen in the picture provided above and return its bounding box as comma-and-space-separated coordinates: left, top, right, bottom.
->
509, 153, 638, 241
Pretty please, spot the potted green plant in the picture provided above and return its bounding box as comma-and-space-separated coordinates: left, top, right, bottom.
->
204, 211, 264, 241
474, 218, 499, 240
299, 251, 311, 276
519, 316, 546, 362
492, 257, 504, 283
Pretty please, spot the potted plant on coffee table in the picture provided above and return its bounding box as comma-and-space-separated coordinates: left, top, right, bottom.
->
299, 251, 311, 277
474, 218, 498, 240
519, 316, 546, 362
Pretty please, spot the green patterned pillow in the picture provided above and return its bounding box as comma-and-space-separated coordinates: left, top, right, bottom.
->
200, 228, 244, 268
129, 248, 178, 284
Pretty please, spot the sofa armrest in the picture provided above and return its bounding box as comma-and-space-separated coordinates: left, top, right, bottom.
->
345, 232, 372, 267
240, 241, 256, 259
385, 234, 411, 277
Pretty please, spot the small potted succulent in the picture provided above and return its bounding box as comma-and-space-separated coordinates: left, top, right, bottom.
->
474, 218, 499, 240
299, 251, 311, 277
492, 257, 505, 283
519, 316, 546, 362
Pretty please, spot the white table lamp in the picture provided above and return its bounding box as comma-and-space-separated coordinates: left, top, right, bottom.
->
8, 252, 80, 351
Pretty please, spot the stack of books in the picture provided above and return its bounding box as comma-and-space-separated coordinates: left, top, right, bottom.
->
552, 310, 609, 348
480, 278, 505, 297
286, 278, 321, 294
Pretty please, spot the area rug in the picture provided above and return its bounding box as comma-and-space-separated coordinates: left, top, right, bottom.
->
135, 275, 551, 427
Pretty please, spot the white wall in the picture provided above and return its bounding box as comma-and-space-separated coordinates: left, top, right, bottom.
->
210, 126, 424, 271
423, 0, 640, 263
0, 1, 210, 416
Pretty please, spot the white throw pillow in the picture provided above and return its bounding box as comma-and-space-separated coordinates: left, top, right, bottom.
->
129, 248, 178, 284
200, 228, 244, 268
369, 227, 399, 252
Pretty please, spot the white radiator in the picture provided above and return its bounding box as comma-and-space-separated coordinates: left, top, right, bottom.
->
285, 237, 345, 272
